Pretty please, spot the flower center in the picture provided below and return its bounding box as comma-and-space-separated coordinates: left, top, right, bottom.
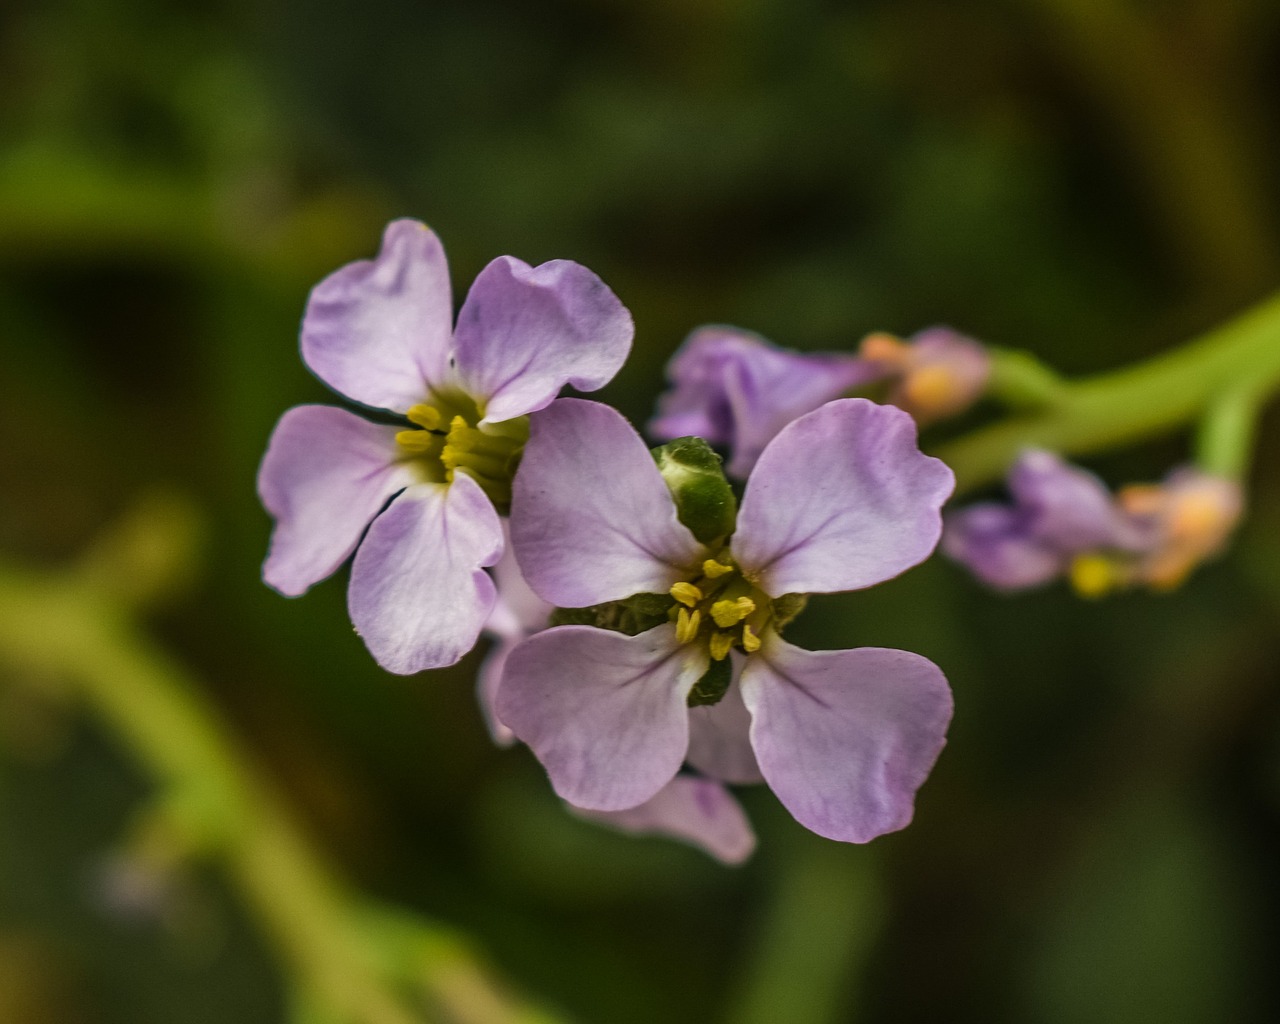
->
667, 556, 773, 663
395, 390, 528, 511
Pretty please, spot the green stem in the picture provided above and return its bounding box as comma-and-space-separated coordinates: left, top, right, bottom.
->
938, 290, 1280, 494
0, 561, 556, 1024
1195, 374, 1273, 481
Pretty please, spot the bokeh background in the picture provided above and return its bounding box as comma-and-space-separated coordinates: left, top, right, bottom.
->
3, 1, 1280, 1021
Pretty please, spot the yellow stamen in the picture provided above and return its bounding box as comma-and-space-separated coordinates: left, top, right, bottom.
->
670, 582, 703, 607
710, 597, 756, 628
406, 404, 444, 431
741, 623, 761, 653
709, 631, 735, 661
395, 429, 436, 453
675, 607, 701, 644
1069, 554, 1118, 599
702, 559, 734, 579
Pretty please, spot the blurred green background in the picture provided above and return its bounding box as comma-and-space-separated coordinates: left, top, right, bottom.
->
3, 0, 1280, 1021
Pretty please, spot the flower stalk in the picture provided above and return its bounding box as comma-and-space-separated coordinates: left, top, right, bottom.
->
938, 289, 1280, 494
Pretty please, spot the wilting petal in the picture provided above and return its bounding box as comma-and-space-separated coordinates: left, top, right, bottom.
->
258, 405, 415, 597
511, 399, 705, 607
348, 474, 503, 674
686, 672, 763, 784
740, 637, 952, 843
572, 776, 756, 864
301, 219, 453, 413
651, 327, 877, 478
453, 257, 633, 425
497, 625, 706, 811
733, 399, 954, 596
941, 503, 1065, 591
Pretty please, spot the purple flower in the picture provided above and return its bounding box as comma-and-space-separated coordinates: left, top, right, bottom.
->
941, 450, 1144, 592
498, 397, 955, 843
649, 326, 877, 478
859, 327, 991, 423
257, 219, 633, 673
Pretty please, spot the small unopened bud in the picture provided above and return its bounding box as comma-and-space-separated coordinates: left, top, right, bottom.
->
652, 437, 737, 543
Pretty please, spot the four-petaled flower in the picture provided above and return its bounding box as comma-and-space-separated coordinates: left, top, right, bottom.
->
257, 220, 633, 673
497, 397, 955, 843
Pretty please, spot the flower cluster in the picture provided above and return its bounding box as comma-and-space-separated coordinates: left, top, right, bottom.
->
942, 450, 1243, 595
267, 217, 1256, 860
650, 324, 990, 479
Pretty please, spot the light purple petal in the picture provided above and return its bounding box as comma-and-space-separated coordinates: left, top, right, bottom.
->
511, 399, 706, 607
940, 503, 1066, 591
347, 475, 503, 674
258, 405, 415, 596
477, 639, 517, 747
301, 219, 453, 413
733, 399, 954, 596
496, 624, 707, 810
651, 327, 879, 478
686, 669, 764, 784
486, 523, 553, 639
740, 637, 952, 843
1010, 450, 1136, 550
452, 257, 633, 425
572, 776, 756, 864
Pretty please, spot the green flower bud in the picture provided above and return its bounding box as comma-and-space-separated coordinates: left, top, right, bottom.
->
652, 437, 737, 544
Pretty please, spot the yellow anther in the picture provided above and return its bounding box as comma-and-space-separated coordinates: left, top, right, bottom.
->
670, 582, 703, 607
709, 632, 735, 661
446, 415, 477, 449
710, 597, 755, 628
675, 607, 702, 644
395, 429, 436, 452
1069, 554, 1119, 600
406, 404, 444, 431
741, 623, 761, 653
702, 559, 734, 579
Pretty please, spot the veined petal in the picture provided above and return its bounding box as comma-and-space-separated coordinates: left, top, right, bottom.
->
301, 219, 453, 413
496, 624, 706, 811
571, 776, 756, 864
741, 637, 952, 843
511, 399, 705, 607
453, 256, 633, 425
347, 475, 503, 674
258, 405, 415, 596
686, 668, 764, 784
733, 399, 954, 595
651, 327, 877, 479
